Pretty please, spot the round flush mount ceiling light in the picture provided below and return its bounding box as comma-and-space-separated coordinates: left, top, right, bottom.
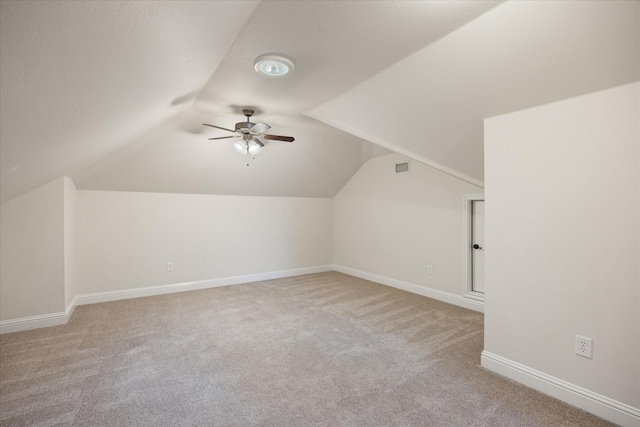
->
254, 54, 295, 77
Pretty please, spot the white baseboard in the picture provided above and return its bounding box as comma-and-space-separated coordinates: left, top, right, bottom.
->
0, 265, 332, 334
0, 311, 69, 334
73, 265, 332, 307
481, 350, 640, 427
332, 264, 484, 313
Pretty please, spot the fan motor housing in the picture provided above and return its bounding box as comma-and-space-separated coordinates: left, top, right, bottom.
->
235, 122, 254, 133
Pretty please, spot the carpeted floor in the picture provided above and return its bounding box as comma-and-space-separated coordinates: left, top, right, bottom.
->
0, 272, 613, 426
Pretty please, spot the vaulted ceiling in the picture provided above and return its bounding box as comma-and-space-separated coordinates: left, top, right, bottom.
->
1, 1, 638, 203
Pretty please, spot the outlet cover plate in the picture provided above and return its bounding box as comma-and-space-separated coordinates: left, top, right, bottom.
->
575, 335, 593, 359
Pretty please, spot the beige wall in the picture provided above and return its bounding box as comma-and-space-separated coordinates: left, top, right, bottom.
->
333, 152, 483, 296
76, 191, 333, 295
484, 82, 639, 408
0, 177, 66, 320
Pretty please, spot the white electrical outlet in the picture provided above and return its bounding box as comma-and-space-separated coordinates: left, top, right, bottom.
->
575, 335, 592, 359
427, 265, 433, 275
167, 262, 174, 272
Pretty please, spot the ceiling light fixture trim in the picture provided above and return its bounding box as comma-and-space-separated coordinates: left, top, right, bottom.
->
254, 54, 295, 77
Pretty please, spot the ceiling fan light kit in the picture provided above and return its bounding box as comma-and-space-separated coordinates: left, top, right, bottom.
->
233, 135, 263, 156
254, 54, 295, 77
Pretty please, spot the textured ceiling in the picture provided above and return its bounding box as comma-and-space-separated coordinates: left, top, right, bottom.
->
0, 0, 258, 203
309, 0, 640, 186
77, 110, 368, 198
1, 1, 638, 203
194, 0, 502, 114
0, 0, 497, 202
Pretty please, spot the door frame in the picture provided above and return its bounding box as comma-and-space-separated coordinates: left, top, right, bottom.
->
463, 194, 485, 302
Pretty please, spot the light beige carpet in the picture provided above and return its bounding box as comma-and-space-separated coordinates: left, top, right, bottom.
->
0, 272, 613, 426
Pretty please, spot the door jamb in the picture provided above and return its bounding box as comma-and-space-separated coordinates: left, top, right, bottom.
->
463, 194, 485, 302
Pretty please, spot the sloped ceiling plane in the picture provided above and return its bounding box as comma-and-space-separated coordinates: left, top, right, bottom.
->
1, 1, 638, 203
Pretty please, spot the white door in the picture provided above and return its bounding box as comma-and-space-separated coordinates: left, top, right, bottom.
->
472, 200, 485, 293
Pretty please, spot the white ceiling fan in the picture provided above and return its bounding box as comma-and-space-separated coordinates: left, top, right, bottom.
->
203, 109, 294, 155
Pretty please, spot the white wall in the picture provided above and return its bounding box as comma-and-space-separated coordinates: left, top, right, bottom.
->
484, 82, 639, 410
333, 152, 483, 297
76, 191, 333, 294
64, 177, 77, 308
0, 177, 66, 320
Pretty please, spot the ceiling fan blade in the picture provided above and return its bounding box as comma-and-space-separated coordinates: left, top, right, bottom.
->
262, 134, 294, 142
208, 136, 239, 140
203, 123, 236, 133
251, 122, 271, 135
252, 137, 264, 147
